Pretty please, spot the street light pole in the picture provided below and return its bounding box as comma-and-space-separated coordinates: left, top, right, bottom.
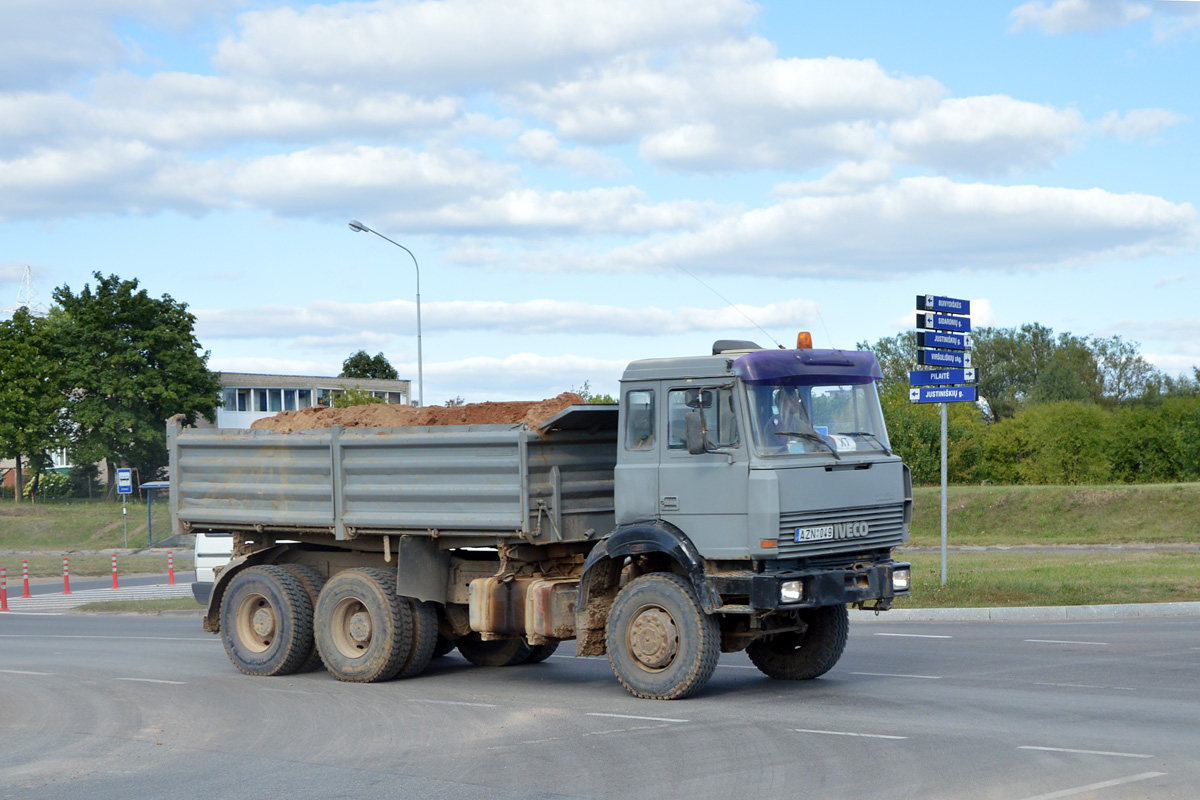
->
348, 219, 423, 407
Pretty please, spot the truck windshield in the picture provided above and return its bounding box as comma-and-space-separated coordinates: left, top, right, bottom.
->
746, 381, 891, 457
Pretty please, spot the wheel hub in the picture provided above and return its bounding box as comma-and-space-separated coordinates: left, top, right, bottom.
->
250, 606, 276, 638
628, 606, 678, 669
347, 610, 372, 644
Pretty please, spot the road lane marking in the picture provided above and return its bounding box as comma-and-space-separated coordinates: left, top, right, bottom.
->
852, 671, 941, 680
1018, 746, 1153, 759
0, 634, 211, 642
1034, 682, 1135, 691
874, 632, 952, 639
0, 669, 56, 676
1024, 639, 1108, 646
1019, 772, 1166, 800
406, 699, 498, 708
115, 678, 186, 685
586, 712, 688, 723
792, 728, 906, 740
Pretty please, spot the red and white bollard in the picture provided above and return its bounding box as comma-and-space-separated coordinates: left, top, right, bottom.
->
168, 551, 175, 586
111, 554, 119, 589
1, 567, 9, 612
22, 559, 31, 598
62, 555, 70, 595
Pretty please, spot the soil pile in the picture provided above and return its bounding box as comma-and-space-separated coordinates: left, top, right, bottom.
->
250, 392, 586, 433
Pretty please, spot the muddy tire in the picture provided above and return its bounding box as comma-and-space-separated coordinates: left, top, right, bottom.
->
523, 642, 560, 664
457, 634, 532, 667
746, 604, 849, 681
396, 597, 440, 679
278, 564, 327, 672
314, 569, 412, 683
219, 565, 314, 677
605, 572, 719, 700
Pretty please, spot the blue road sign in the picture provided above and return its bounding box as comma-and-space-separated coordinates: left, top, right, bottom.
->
917, 312, 971, 333
117, 468, 133, 495
918, 349, 972, 369
917, 294, 971, 315
909, 368, 976, 386
909, 386, 977, 404
917, 331, 971, 351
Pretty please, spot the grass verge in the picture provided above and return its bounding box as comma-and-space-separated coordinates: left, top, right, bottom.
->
895, 551, 1200, 608
73, 598, 204, 613
910, 483, 1200, 547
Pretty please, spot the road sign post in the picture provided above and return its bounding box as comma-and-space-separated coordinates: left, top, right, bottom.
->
910, 295, 974, 586
117, 468, 133, 548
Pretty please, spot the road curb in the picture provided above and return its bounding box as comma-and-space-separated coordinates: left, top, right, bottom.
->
850, 601, 1200, 623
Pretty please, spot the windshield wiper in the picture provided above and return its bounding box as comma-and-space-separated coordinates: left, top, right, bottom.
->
775, 431, 841, 460
836, 431, 892, 456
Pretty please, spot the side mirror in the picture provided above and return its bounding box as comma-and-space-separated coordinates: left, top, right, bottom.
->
685, 409, 707, 455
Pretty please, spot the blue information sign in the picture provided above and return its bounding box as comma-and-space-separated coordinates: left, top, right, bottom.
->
917, 331, 971, 351
917, 312, 971, 333
117, 468, 133, 495
917, 294, 970, 315
909, 368, 975, 386
918, 349, 972, 369
909, 386, 977, 404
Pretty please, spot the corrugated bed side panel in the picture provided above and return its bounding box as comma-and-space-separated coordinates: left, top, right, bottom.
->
337, 427, 527, 535
175, 429, 335, 530
526, 429, 617, 543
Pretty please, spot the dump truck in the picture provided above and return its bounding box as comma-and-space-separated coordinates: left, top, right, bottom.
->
170, 338, 912, 699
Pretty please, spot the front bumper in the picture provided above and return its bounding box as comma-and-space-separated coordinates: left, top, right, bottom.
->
712, 560, 910, 611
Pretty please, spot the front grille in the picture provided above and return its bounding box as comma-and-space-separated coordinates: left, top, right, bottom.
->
777, 503, 907, 559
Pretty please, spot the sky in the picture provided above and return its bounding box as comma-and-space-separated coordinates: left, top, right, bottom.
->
2, 0, 1198, 405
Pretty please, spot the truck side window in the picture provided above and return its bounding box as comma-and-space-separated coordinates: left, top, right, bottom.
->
667, 387, 739, 450
624, 390, 655, 450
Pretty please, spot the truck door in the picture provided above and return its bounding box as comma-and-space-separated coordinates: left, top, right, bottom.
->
658, 385, 749, 558
614, 387, 659, 525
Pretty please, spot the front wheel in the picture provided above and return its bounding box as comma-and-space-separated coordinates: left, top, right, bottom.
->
746, 604, 849, 681
605, 572, 719, 700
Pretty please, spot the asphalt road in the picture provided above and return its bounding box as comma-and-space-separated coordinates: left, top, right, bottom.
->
1, 613, 1197, 799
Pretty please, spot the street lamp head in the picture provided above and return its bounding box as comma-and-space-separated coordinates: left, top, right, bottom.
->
348, 219, 368, 233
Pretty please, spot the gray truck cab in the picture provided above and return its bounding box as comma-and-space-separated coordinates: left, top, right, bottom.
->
607, 340, 911, 614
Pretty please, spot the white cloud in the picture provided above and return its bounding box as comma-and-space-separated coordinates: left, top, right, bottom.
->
889, 96, 1086, 175
214, 0, 753, 91
1097, 108, 1188, 142
509, 130, 627, 177
1153, 273, 1186, 288
1008, 0, 1154, 34
771, 161, 894, 198
195, 297, 823, 340
601, 177, 1200, 277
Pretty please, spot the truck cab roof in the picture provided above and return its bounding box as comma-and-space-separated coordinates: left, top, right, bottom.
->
621, 342, 882, 385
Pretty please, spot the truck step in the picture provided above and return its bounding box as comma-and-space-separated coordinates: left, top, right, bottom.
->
715, 604, 754, 614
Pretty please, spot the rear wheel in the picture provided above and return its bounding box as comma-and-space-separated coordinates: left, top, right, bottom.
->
431, 635, 456, 659
457, 634, 532, 667
278, 564, 326, 672
523, 642, 560, 664
746, 605, 849, 681
219, 565, 313, 677
395, 596, 440, 678
314, 569, 411, 683
605, 572, 719, 700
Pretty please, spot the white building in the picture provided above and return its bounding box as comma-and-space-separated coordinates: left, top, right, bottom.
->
213, 372, 413, 428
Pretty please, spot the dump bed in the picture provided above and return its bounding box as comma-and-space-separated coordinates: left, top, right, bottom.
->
167, 407, 617, 545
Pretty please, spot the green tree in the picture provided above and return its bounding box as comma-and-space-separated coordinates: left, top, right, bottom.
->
52, 273, 222, 497
574, 380, 617, 404
331, 386, 385, 407
341, 350, 398, 380
0, 308, 69, 502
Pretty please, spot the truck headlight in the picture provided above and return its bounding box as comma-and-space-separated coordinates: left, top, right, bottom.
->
892, 568, 911, 592
780, 580, 803, 604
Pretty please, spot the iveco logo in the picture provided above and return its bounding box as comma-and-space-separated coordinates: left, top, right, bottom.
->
794, 521, 871, 542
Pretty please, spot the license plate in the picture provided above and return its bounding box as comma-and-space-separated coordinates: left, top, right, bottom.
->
795, 526, 834, 542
